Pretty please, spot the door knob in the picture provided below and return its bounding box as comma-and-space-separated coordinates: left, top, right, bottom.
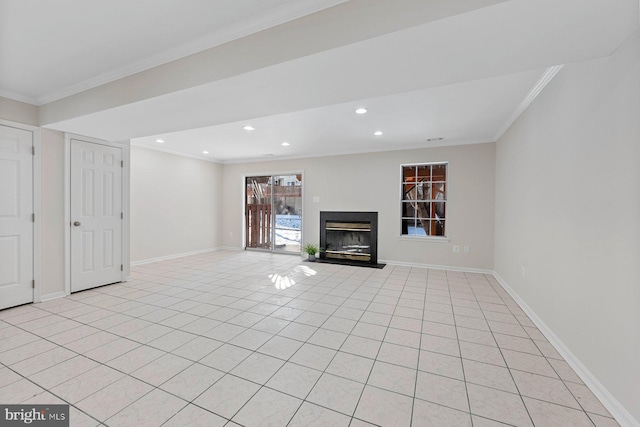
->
73, 221, 81, 226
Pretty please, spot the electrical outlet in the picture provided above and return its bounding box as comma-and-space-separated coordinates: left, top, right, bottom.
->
229, 231, 233, 237
453, 245, 460, 253
313, 197, 320, 203
463, 246, 470, 253
521, 266, 526, 278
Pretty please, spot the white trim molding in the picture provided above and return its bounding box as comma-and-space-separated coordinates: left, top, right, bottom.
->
64, 133, 130, 295
0, 119, 42, 305
35, 0, 349, 105
492, 271, 640, 427
380, 259, 493, 275
129, 142, 223, 164
493, 65, 564, 141
130, 248, 222, 266
242, 170, 305, 254
396, 236, 450, 243
32, 126, 42, 303
39, 291, 66, 303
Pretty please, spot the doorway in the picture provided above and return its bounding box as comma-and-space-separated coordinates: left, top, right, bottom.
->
0, 123, 37, 310
245, 174, 302, 254
67, 136, 126, 293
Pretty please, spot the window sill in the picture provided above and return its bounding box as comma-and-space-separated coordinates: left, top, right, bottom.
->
397, 235, 450, 243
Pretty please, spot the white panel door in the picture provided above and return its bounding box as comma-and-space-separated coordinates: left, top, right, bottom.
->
0, 124, 33, 310
70, 139, 123, 292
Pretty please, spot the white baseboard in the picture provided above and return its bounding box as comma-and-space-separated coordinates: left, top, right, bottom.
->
492, 272, 639, 427
126, 248, 638, 426
130, 247, 221, 266
380, 259, 493, 275
39, 291, 66, 302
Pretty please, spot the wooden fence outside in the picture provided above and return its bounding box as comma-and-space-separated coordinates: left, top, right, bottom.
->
246, 204, 272, 248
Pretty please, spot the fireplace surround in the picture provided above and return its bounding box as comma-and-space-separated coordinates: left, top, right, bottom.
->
319, 211, 383, 267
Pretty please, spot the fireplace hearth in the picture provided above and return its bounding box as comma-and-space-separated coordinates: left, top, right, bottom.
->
319, 211, 384, 268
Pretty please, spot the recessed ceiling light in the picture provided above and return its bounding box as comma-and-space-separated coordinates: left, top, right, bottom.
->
202, 151, 209, 154
374, 131, 383, 136
281, 142, 290, 146
243, 125, 255, 131
427, 137, 444, 142
355, 108, 367, 114
156, 139, 165, 143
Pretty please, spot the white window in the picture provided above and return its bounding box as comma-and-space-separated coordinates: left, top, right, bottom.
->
401, 163, 447, 237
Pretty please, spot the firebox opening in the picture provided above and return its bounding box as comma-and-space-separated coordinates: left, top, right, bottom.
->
325, 222, 372, 262
319, 211, 384, 268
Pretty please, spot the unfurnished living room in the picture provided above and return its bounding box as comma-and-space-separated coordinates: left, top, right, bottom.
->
0, 1, 639, 426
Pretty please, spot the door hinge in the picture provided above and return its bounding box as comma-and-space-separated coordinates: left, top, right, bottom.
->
32, 146, 35, 155
32, 213, 35, 222
120, 264, 123, 271
121, 212, 123, 219
121, 160, 124, 167
32, 280, 35, 289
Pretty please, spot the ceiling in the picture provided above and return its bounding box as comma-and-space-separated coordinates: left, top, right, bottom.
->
2, 0, 638, 163
132, 68, 549, 162
0, 0, 348, 104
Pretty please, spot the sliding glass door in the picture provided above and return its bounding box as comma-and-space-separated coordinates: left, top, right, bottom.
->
245, 174, 302, 253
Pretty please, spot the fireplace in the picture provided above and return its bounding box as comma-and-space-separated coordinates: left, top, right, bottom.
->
320, 211, 381, 267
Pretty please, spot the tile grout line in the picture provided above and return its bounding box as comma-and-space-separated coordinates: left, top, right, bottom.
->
0, 251, 615, 427
409, 265, 430, 427
470, 272, 537, 427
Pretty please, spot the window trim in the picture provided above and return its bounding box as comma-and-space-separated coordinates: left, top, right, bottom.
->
399, 161, 449, 240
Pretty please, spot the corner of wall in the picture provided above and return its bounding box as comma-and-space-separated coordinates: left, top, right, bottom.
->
0, 96, 39, 126
492, 271, 640, 427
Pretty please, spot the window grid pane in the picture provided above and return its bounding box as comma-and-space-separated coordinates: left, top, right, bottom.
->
401, 163, 447, 237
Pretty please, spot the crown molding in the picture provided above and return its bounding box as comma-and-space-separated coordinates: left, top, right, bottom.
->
0, 89, 38, 106
35, 0, 349, 105
221, 138, 495, 164
130, 141, 223, 164
493, 64, 564, 141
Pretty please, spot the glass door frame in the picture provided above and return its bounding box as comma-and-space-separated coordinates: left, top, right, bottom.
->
243, 170, 304, 255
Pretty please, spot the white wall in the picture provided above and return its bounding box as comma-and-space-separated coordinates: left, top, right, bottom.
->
0, 115, 66, 299
0, 96, 38, 126
222, 143, 495, 270
130, 146, 223, 262
38, 1, 501, 128
494, 32, 640, 425
40, 129, 65, 298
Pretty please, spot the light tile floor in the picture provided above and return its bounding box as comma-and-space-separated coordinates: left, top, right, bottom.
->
0, 251, 619, 427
